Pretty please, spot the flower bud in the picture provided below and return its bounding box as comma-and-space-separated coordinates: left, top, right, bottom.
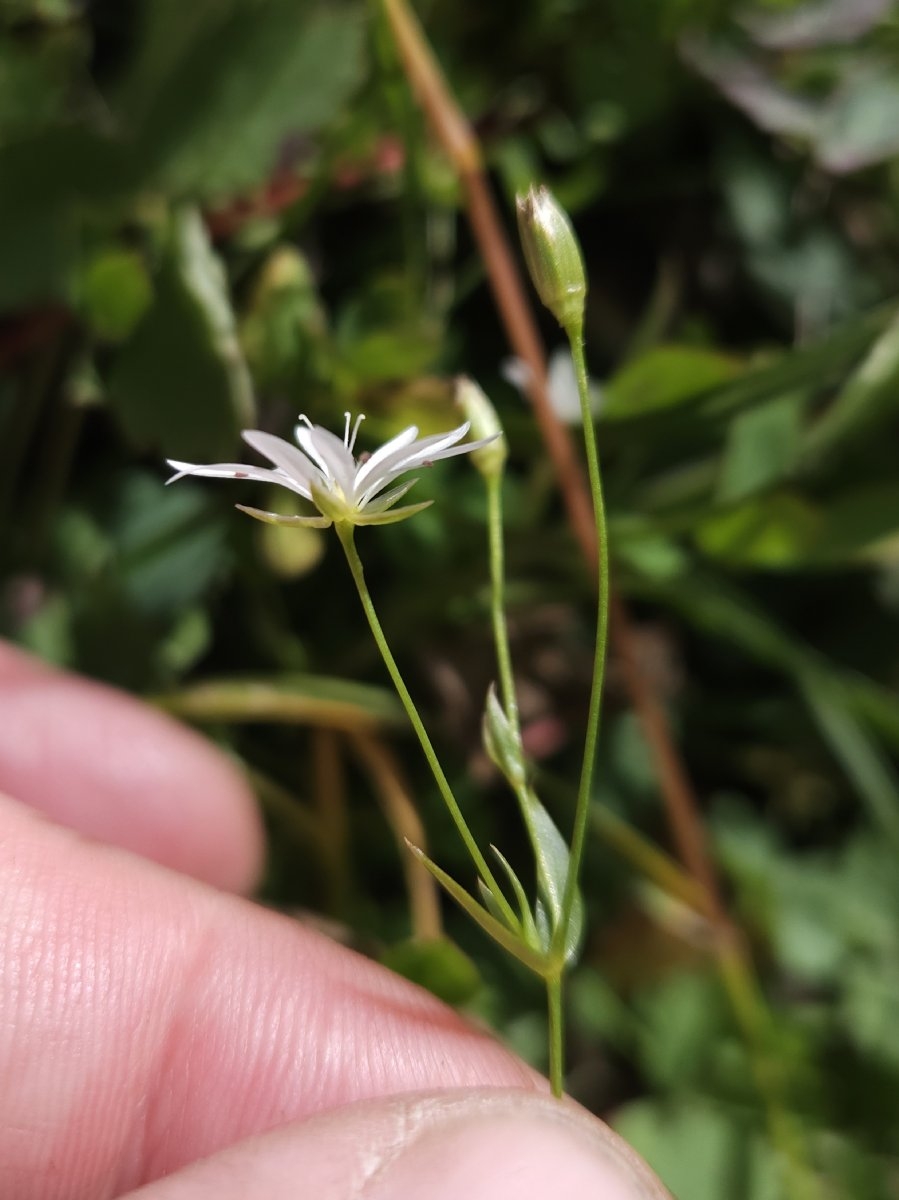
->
455, 376, 507, 479
516, 185, 586, 337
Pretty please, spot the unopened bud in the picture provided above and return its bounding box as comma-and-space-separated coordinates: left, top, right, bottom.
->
516, 185, 586, 337
455, 376, 507, 479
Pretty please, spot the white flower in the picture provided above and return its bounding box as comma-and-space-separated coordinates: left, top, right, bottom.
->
502, 348, 602, 426
166, 413, 496, 528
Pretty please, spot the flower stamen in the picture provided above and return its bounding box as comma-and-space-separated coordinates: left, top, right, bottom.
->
347, 412, 365, 453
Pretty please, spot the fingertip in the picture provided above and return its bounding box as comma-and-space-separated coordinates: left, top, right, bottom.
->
0, 641, 264, 892
121, 1091, 670, 1200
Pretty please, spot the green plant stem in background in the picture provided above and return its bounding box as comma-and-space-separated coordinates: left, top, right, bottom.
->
336, 522, 518, 930
554, 333, 610, 958
717, 945, 822, 1200
484, 467, 568, 1098
486, 474, 519, 733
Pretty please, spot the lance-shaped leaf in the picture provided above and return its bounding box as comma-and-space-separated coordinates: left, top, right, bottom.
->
487, 846, 541, 950
406, 843, 549, 975
525, 788, 585, 965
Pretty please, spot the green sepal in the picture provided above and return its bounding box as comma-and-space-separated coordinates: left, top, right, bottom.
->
236, 504, 332, 529
310, 482, 352, 524
352, 500, 434, 526
310, 480, 434, 528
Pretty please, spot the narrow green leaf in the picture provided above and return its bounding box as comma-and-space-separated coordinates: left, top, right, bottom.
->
407, 844, 549, 975
490, 845, 540, 948
603, 344, 739, 419
477, 877, 512, 928
525, 789, 584, 964
109, 207, 254, 460
606, 303, 897, 430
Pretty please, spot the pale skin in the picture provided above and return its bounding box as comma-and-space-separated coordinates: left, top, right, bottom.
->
0, 641, 669, 1200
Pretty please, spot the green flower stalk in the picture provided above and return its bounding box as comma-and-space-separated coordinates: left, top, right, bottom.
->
167, 271, 604, 1102
516, 184, 611, 1091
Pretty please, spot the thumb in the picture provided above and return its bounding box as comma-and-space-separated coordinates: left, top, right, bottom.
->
123, 1089, 670, 1199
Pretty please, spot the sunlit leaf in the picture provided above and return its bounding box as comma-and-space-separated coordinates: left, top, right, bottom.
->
78, 248, 154, 343
716, 393, 803, 503
695, 492, 821, 569
603, 344, 740, 419
615, 1097, 781, 1200
135, 3, 367, 198
109, 207, 254, 459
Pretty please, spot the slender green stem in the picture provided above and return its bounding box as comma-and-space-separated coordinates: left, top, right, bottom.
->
486, 472, 563, 960
546, 973, 564, 1098
554, 334, 610, 955
336, 523, 518, 928
486, 474, 519, 732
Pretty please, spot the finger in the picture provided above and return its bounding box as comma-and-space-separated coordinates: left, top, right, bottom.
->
0, 641, 263, 892
122, 1091, 670, 1200
1, 793, 540, 1200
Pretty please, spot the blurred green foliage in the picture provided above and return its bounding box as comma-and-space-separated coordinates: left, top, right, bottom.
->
3, 0, 899, 1195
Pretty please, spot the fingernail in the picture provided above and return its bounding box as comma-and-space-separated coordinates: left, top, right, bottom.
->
364, 1091, 669, 1200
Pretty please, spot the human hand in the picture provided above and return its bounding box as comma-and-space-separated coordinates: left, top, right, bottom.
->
0, 641, 668, 1199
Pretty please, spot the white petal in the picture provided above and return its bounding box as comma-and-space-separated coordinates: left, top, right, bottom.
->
392, 421, 471, 465
165, 460, 307, 494
295, 424, 353, 494
351, 424, 420, 494
355, 423, 471, 504
547, 349, 582, 424
242, 431, 317, 496
303, 425, 357, 494
501, 357, 533, 395
360, 433, 498, 503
